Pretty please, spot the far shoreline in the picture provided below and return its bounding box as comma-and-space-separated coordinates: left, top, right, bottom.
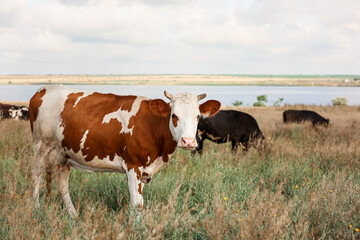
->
0, 75, 359, 87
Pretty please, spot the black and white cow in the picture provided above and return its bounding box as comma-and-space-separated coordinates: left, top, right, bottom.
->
192, 110, 264, 155
0, 103, 29, 120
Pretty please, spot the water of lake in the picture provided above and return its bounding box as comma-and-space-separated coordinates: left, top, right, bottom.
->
0, 84, 359, 106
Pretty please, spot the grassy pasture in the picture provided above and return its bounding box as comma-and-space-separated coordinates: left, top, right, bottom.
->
0, 105, 359, 239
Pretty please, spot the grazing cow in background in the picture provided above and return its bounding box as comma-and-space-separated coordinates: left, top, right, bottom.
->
283, 110, 329, 126
29, 85, 220, 218
0, 103, 29, 120
192, 110, 264, 155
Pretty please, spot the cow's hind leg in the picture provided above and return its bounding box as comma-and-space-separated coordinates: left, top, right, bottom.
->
45, 168, 52, 201
32, 141, 51, 204
54, 163, 78, 218
54, 163, 77, 218
32, 165, 45, 204
32, 142, 66, 204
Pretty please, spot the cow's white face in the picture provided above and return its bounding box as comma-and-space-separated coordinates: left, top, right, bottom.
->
169, 93, 201, 149
150, 91, 221, 150
9, 108, 21, 120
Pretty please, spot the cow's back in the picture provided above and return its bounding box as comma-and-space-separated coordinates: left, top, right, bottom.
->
283, 110, 303, 123
199, 110, 262, 138
231, 110, 261, 134
283, 110, 327, 124
29, 85, 176, 171
29, 85, 139, 149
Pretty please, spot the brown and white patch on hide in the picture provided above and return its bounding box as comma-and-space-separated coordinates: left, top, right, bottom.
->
60, 92, 138, 162
29, 89, 46, 131
102, 96, 148, 135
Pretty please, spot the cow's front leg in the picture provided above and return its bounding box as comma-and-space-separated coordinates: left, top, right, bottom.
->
192, 134, 204, 156
126, 168, 144, 211
195, 138, 204, 156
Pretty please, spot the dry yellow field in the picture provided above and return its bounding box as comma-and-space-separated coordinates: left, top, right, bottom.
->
1, 105, 359, 239
1, 75, 360, 86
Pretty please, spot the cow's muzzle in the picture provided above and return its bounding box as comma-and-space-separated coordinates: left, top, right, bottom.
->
179, 137, 197, 149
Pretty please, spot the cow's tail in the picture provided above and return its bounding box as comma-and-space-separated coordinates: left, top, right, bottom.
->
32, 141, 64, 204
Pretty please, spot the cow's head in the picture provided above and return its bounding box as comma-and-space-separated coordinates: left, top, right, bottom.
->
9, 106, 29, 120
325, 118, 330, 125
9, 108, 21, 120
150, 91, 221, 149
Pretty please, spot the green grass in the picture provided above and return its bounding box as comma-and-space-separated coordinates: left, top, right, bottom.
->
1, 105, 360, 239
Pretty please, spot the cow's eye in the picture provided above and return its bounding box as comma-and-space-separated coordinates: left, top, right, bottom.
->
172, 113, 179, 127
197, 115, 200, 122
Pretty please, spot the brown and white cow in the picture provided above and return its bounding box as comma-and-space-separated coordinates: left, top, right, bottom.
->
29, 85, 220, 218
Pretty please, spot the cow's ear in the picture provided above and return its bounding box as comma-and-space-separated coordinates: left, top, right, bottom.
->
150, 99, 171, 117
199, 100, 221, 117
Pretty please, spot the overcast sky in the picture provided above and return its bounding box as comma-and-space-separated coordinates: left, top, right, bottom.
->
0, 0, 359, 75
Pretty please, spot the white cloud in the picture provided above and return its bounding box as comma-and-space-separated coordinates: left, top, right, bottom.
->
0, 0, 359, 74
0, 0, 27, 27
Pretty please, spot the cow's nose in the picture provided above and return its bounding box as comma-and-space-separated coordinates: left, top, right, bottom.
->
181, 137, 196, 148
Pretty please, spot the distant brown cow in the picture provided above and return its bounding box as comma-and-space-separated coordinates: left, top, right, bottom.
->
0, 103, 29, 120
283, 110, 329, 126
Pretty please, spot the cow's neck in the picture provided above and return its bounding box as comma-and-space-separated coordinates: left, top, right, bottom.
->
149, 112, 177, 163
